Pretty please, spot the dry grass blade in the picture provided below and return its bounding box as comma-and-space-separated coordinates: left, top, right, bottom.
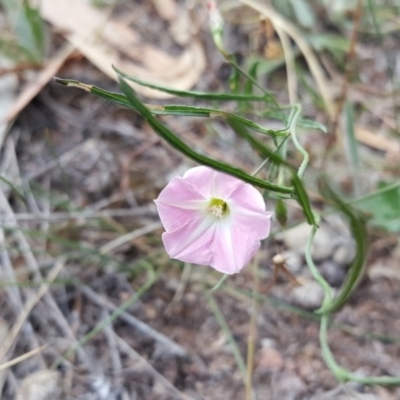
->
40, 0, 205, 98
0, 258, 65, 363
99, 221, 162, 254
0, 188, 91, 369
4, 43, 75, 123
81, 285, 187, 357
0, 344, 48, 372
7, 207, 156, 222
115, 334, 192, 400
274, 23, 297, 104
237, 0, 335, 118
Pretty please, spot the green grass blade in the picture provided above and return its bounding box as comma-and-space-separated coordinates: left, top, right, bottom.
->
54, 78, 285, 137
0, 175, 26, 203
225, 117, 315, 224
2, 0, 44, 62
206, 292, 247, 380
113, 66, 272, 102
116, 75, 292, 194
318, 178, 367, 314
344, 101, 360, 194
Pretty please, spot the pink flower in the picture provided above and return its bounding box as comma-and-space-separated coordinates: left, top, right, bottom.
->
154, 166, 272, 274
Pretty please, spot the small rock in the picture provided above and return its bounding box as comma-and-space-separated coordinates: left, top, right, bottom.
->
272, 372, 307, 399
278, 223, 312, 253
279, 223, 336, 261
333, 243, 355, 266
257, 347, 284, 372
281, 250, 303, 273
16, 370, 61, 400
311, 225, 337, 261
290, 281, 324, 309
324, 214, 351, 234
320, 261, 347, 287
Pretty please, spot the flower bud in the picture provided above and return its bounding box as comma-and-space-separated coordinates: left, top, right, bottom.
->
275, 199, 287, 227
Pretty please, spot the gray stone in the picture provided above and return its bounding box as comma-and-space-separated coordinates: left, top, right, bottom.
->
333, 243, 355, 266
279, 223, 337, 261
281, 250, 303, 273
320, 261, 347, 287
290, 281, 324, 309
311, 225, 337, 261
278, 223, 312, 253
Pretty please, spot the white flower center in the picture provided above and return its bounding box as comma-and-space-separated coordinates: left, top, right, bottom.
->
208, 198, 229, 219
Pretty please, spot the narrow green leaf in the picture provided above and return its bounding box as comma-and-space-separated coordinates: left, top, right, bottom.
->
2, 0, 44, 62
226, 117, 276, 159
356, 181, 400, 233
344, 101, 360, 195
291, 174, 315, 225
113, 66, 272, 102
225, 117, 315, 225
244, 61, 259, 95
228, 54, 241, 94
0, 175, 26, 203
117, 76, 292, 194
289, 0, 316, 28
308, 34, 351, 53
54, 78, 285, 137
297, 118, 327, 133
318, 179, 368, 314
344, 101, 359, 169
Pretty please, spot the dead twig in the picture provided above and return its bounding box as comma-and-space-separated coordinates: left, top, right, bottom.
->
0, 345, 48, 372
99, 221, 162, 254
4, 206, 156, 222
330, 0, 363, 144
115, 333, 192, 400
238, 0, 335, 118
0, 258, 65, 363
81, 285, 187, 357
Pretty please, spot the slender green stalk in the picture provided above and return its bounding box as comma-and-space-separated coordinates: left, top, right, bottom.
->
349, 181, 400, 205
287, 104, 309, 179
210, 273, 229, 292
206, 292, 247, 381
304, 219, 334, 308
320, 314, 400, 385
245, 262, 259, 400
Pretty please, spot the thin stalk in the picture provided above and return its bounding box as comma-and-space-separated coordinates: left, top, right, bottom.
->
245, 262, 259, 400
206, 292, 247, 381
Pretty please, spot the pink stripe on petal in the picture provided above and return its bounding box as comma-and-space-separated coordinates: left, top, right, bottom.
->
184, 166, 247, 200
230, 208, 272, 240
155, 176, 208, 232
210, 221, 260, 274
227, 183, 267, 212
162, 216, 216, 265
182, 166, 215, 198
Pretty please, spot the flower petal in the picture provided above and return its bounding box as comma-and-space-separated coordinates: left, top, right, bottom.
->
162, 215, 216, 265
209, 220, 261, 274
183, 166, 243, 199
155, 176, 208, 232
230, 208, 272, 240
227, 181, 268, 212
155, 166, 273, 275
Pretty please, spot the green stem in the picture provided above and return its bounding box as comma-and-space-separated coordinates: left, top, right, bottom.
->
304, 216, 334, 307
349, 180, 400, 205
320, 314, 400, 385
287, 104, 309, 179
206, 292, 247, 381
210, 273, 229, 292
